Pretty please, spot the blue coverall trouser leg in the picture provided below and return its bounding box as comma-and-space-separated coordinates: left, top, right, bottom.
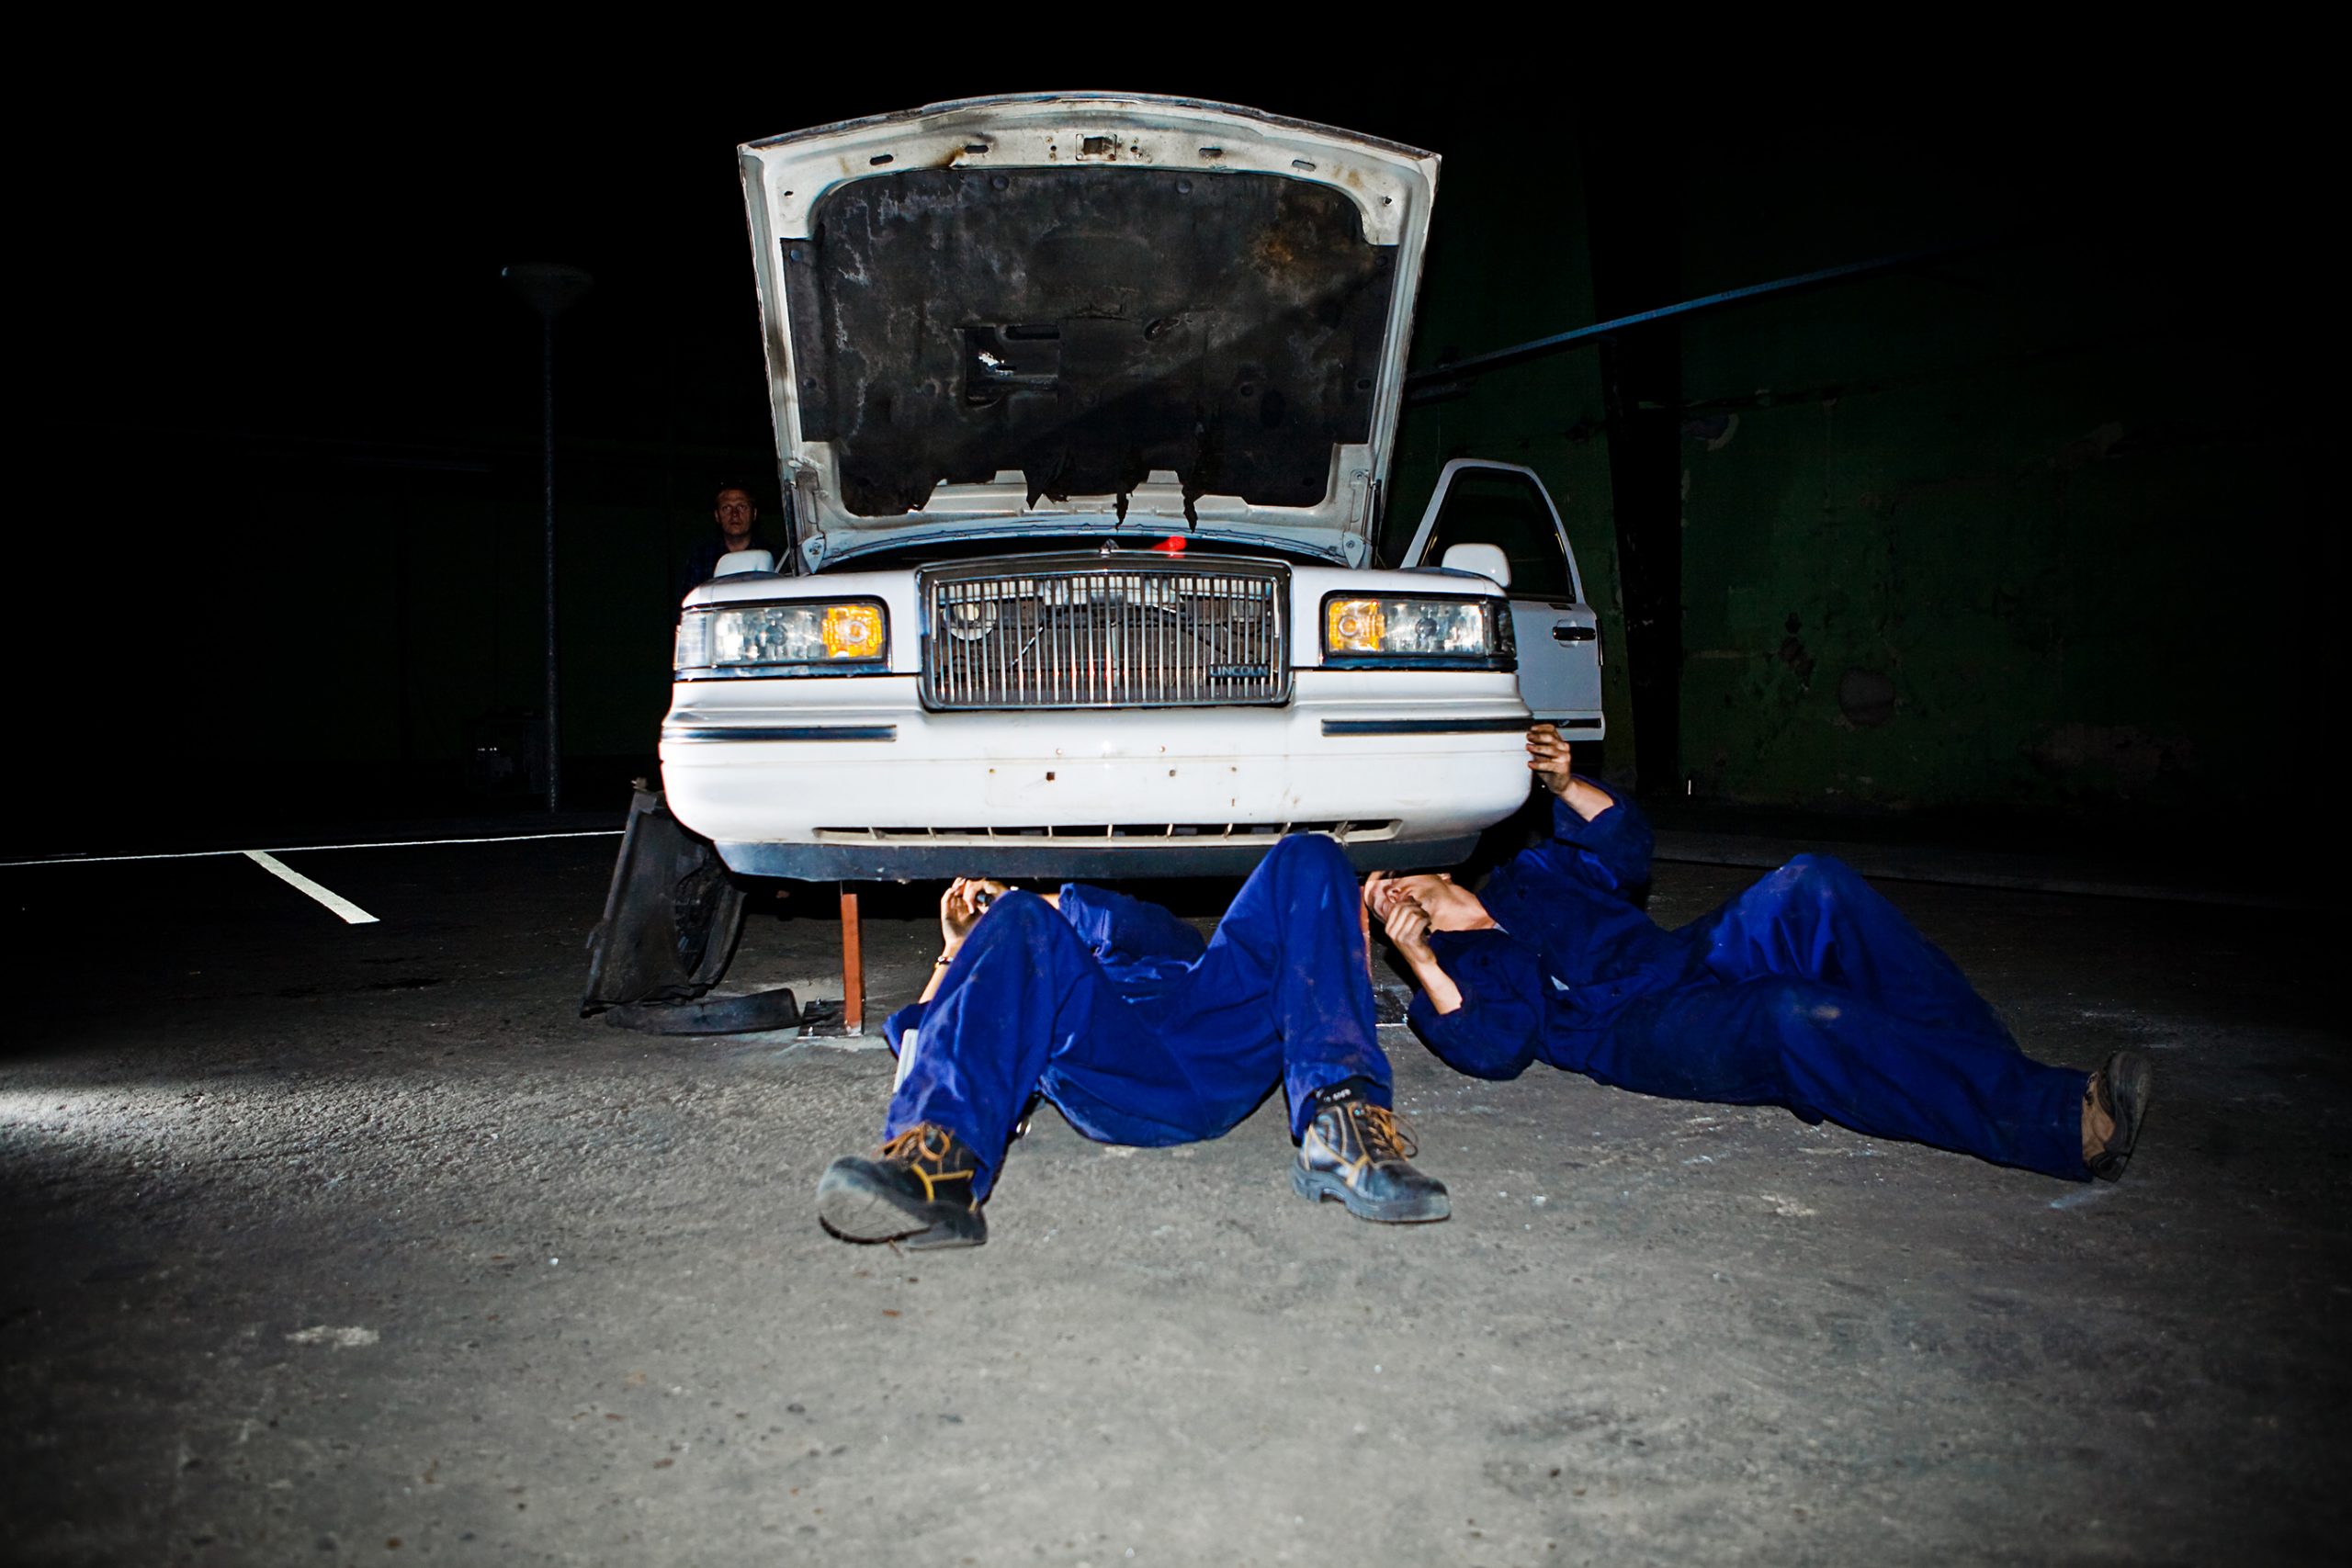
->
884, 835, 1387, 1197
1581, 854, 2090, 1179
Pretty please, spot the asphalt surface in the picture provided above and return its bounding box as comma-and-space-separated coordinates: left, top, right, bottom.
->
3, 833, 2346, 1565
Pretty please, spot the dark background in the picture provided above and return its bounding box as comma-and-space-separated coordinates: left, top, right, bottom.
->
16, 55, 2328, 863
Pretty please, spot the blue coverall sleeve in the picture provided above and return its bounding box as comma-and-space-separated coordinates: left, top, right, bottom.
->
1407, 931, 1547, 1080
1055, 883, 1210, 964
1547, 784, 1656, 895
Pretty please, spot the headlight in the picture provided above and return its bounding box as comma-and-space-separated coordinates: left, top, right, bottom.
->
943, 600, 1000, 642
1322, 594, 1512, 665
674, 601, 888, 674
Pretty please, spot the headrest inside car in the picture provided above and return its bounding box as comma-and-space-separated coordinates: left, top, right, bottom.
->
1440, 542, 1510, 589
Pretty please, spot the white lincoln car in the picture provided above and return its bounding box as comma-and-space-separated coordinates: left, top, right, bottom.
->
660, 94, 1603, 881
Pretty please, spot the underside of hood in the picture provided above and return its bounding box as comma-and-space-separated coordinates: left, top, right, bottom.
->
738, 95, 1439, 569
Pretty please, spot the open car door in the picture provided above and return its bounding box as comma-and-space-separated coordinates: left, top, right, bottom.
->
1401, 459, 1604, 736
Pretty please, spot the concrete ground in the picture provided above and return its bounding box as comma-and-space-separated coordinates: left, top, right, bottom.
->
2, 830, 2345, 1566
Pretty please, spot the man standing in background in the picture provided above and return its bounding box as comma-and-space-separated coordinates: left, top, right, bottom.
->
678, 482, 784, 596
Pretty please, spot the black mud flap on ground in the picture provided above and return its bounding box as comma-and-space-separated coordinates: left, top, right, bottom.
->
581, 787, 798, 1034
600, 989, 806, 1036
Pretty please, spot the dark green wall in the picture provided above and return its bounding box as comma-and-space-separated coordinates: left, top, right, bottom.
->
1392, 118, 2327, 827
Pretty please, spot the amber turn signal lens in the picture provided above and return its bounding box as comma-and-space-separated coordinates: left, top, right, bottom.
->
822, 604, 885, 658
1326, 598, 1387, 654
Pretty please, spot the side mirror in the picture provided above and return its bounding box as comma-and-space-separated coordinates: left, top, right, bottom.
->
1439, 542, 1510, 590
714, 549, 776, 577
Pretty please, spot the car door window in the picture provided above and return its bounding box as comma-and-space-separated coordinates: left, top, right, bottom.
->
1424, 468, 1575, 602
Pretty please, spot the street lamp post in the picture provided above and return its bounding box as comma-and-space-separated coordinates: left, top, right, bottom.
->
501, 262, 594, 813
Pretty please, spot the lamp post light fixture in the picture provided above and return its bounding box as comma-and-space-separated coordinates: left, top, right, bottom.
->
502, 262, 594, 813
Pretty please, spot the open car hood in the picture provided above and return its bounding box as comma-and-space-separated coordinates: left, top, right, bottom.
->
739, 94, 1439, 570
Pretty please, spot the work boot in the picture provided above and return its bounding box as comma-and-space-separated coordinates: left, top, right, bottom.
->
816, 1123, 988, 1248
2084, 1051, 2153, 1182
1294, 1084, 1450, 1223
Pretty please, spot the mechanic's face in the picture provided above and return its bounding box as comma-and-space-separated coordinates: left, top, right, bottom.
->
1368, 873, 1493, 931
714, 489, 757, 544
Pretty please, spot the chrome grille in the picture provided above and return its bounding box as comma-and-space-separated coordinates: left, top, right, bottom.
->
921, 558, 1290, 710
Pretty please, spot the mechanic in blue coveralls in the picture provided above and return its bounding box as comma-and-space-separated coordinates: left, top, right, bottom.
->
814, 833, 1449, 1249
1366, 726, 2152, 1182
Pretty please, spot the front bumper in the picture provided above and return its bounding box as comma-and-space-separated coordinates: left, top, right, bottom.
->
658, 671, 1532, 880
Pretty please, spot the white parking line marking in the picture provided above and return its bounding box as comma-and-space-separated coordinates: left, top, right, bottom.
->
0, 829, 623, 869
243, 851, 380, 925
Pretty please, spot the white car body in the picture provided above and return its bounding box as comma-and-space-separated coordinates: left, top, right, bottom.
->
660, 94, 1602, 880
